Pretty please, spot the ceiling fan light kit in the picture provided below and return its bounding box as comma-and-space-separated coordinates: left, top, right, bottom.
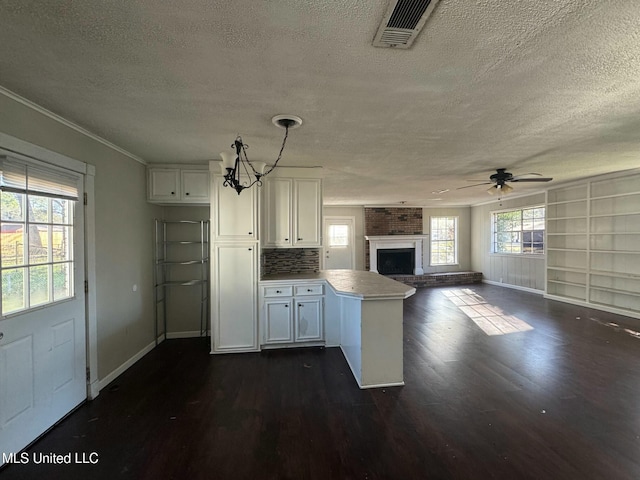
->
219, 115, 302, 195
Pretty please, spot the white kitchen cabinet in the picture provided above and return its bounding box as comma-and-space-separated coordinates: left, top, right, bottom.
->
181, 170, 210, 202
212, 243, 258, 353
263, 300, 294, 344
148, 168, 180, 202
260, 282, 324, 347
295, 298, 323, 342
294, 178, 322, 247
213, 175, 258, 240
262, 177, 322, 247
264, 178, 293, 246
148, 166, 210, 204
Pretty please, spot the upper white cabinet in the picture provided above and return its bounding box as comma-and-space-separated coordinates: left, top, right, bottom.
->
263, 177, 322, 247
181, 170, 210, 202
264, 178, 293, 246
148, 166, 209, 204
149, 168, 180, 202
294, 178, 322, 247
213, 175, 258, 240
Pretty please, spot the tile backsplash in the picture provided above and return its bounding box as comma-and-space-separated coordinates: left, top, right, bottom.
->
261, 248, 320, 276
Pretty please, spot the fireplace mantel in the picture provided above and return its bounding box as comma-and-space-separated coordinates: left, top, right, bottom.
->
365, 235, 428, 275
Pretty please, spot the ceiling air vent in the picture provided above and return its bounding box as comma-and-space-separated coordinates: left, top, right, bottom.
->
372, 0, 441, 49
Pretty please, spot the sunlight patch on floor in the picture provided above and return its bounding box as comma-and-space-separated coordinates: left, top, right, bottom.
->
443, 288, 534, 336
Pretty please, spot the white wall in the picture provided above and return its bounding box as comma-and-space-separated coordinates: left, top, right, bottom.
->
0, 92, 162, 381
471, 193, 546, 291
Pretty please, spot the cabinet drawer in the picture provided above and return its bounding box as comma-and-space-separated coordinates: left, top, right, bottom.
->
263, 286, 293, 298
294, 284, 324, 296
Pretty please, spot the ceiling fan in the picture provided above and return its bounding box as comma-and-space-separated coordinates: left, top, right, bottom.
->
458, 168, 553, 195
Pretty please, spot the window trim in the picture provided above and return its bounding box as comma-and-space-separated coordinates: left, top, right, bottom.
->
429, 215, 459, 266
490, 205, 546, 256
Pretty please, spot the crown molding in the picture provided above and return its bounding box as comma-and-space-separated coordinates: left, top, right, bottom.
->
0, 84, 146, 165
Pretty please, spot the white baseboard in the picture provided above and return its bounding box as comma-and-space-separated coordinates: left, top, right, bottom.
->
166, 331, 204, 339
97, 339, 156, 392
87, 381, 100, 400
544, 293, 640, 321
482, 279, 544, 295
359, 381, 405, 389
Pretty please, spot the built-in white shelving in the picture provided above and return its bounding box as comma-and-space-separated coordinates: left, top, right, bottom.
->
545, 173, 640, 316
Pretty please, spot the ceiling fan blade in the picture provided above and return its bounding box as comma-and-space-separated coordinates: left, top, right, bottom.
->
511, 177, 553, 182
457, 182, 492, 190
511, 172, 542, 180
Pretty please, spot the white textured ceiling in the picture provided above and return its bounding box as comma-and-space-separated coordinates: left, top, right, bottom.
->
1, 0, 640, 205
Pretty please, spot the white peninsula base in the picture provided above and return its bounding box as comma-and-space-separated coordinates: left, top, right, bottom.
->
263, 270, 415, 389
339, 296, 405, 388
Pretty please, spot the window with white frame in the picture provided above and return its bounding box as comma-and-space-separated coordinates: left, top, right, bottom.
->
1, 157, 78, 316
491, 206, 545, 254
430, 216, 458, 265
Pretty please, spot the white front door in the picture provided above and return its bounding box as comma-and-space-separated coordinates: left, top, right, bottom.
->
323, 216, 355, 270
0, 171, 86, 464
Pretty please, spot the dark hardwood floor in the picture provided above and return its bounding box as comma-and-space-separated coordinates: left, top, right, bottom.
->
3, 284, 640, 480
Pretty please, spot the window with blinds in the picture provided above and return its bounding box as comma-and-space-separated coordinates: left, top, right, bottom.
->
0, 156, 79, 316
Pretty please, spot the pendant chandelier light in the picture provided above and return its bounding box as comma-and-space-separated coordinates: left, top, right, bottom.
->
219, 114, 302, 194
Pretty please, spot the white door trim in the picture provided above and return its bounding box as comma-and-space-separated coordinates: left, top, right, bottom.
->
0, 132, 98, 400
322, 216, 356, 270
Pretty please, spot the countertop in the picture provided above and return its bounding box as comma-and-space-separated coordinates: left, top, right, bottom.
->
260, 270, 416, 300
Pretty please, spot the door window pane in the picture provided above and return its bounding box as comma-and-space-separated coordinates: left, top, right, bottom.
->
2, 267, 25, 314
329, 225, 349, 247
29, 265, 50, 307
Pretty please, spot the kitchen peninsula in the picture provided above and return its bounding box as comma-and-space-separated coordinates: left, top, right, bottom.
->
260, 270, 415, 389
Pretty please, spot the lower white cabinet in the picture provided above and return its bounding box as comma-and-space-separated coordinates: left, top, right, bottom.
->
212, 243, 258, 353
295, 298, 323, 342
264, 300, 294, 343
261, 283, 324, 346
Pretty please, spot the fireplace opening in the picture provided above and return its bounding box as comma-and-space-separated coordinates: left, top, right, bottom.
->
377, 248, 415, 275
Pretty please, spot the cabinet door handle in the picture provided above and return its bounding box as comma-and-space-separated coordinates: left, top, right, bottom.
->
307, 289, 312, 292
248, 248, 252, 251
284, 238, 289, 241
248, 232, 253, 235
185, 192, 190, 195
276, 290, 281, 293
284, 304, 289, 308
0, 332, 3, 340
171, 191, 175, 195
298, 304, 303, 307
297, 238, 303, 241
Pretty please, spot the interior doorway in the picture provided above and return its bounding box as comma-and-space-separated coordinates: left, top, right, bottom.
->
323, 216, 355, 270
